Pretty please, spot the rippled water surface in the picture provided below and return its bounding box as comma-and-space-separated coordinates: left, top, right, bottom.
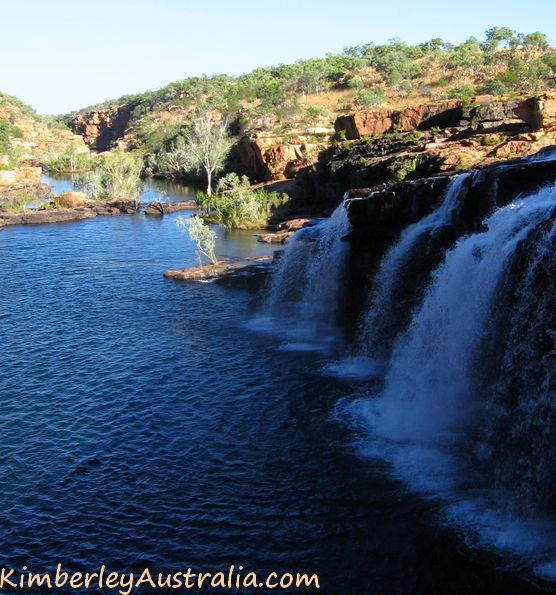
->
0, 181, 551, 593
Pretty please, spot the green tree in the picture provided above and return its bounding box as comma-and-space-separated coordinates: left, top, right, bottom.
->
184, 110, 235, 196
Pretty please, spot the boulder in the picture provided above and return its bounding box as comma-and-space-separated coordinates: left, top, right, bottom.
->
144, 200, 197, 216
335, 110, 393, 140
58, 191, 88, 208
514, 95, 556, 130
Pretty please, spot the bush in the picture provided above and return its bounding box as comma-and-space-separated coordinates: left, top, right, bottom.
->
215, 172, 251, 193
81, 151, 143, 204
197, 188, 288, 229
355, 88, 386, 109
446, 84, 476, 100
0, 121, 22, 154
42, 146, 92, 173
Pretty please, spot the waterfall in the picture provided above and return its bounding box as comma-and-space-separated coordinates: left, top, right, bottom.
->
357, 173, 471, 357
344, 182, 556, 577
374, 186, 556, 442
260, 154, 556, 576
259, 200, 351, 350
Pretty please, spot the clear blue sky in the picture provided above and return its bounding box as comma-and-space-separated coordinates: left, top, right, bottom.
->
3, 0, 556, 114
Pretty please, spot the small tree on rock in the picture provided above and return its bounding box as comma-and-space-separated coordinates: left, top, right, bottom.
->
176, 215, 218, 266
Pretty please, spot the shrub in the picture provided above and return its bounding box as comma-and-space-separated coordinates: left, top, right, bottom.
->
0, 121, 23, 154
42, 146, 92, 173
355, 88, 386, 109
197, 188, 288, 229
306, 105, 329, 120
175, 215, 217, 265
446, 84, 476, 100
215, 172, 251, 193
81, 151, 143, 205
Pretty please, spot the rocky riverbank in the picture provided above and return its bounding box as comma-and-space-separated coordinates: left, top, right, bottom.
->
0, 191, 197, 228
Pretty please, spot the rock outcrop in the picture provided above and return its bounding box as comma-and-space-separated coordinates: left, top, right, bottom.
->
57, 191, 89, 208
144, 200, 196, 216
164, 256, 272, 286
70, 106, 132, 151
235, 134, 327, 181
297, 95, 556, 206
0, 166, 42, 187
334, 96, 556, 141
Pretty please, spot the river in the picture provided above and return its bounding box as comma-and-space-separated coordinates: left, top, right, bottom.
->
0, 176, 549, 593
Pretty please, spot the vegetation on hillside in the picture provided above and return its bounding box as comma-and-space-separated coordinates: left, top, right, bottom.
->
54, 27, 555, 190
0, 120, 23, 168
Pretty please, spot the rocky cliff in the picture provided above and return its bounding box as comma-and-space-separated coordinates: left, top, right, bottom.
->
296, 95, 556, 207
69, 105, 132, 151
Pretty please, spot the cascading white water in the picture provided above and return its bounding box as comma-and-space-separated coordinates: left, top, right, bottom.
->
375, 187, 556, 442
259, 200, 351, 350
357, 173, 470, 356
342, 183, 556, 577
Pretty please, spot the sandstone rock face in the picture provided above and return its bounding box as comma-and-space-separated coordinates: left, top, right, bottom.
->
236, 134, 325, 181
335, 110, 393, 139
300, 94, 556, 207
0, 167, 42, 187
514, 95, 556, 130
58, 191, 88, 208
70, 106, 131, 150
335, 96, 556, 141
0, 171, 16, 186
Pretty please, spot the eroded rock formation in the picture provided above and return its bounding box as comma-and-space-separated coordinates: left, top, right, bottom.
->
70, 106, 132, 151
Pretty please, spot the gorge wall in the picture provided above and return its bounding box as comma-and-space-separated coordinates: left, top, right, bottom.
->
69, 105, 132, 151
297, 95, 556, 207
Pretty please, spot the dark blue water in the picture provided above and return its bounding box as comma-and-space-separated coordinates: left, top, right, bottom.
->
0, 186, 550, 593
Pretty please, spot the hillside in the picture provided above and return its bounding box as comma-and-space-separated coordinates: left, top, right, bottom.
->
0, 93, 87, 167
61, 26, 556, 184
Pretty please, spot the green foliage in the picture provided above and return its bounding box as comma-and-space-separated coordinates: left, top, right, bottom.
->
175, 215, 218, 266
0, 192, 34, 213
61, 27, 555, 163
387, 154, 419, 182
81, 151, 143, 204
305, 105, 329, 121
197, 188, 288, 229
181, 110, 235, 195
0, 93, 37, 120
215, 172, 251, 192
42, 146, 93, 173
0, 121, 23, 154
446, 84, 477, 100
479, 134, 506, 146
355, 88, 386, 109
